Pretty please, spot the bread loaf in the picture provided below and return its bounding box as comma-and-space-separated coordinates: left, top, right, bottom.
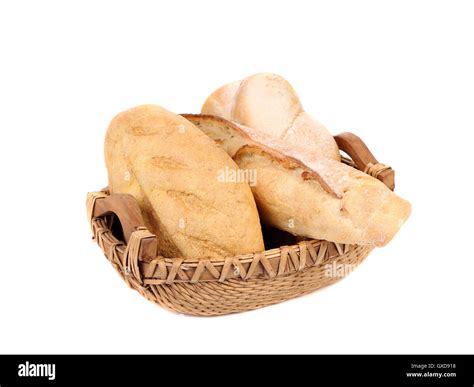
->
202, 73, 341, 161
183, 114, 411, 247
105, 105, 264, 259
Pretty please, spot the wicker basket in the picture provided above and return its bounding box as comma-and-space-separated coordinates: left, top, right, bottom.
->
87, 132, 395, 316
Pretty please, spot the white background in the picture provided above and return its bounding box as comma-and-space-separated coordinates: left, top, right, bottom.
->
1, 0, 473, 354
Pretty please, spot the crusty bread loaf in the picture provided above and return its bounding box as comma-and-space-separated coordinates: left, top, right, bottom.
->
105, 105, 264, 259
183, 114, 411, 247
202, 73, 341, 161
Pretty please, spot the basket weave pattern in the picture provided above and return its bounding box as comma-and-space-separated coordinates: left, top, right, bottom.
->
87, 195, 372, 316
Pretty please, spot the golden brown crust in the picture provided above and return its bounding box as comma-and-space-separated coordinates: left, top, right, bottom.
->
182, 114, 337, 197
233, 144, 336, 196
106, 105, 265, 259
184, 113, 411, 247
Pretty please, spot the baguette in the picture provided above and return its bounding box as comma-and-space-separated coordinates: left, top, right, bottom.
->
105, 105, 264, 259
183, 114, 411, 247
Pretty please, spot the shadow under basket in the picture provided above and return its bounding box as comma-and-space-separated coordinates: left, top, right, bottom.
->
87, 132, 395, 316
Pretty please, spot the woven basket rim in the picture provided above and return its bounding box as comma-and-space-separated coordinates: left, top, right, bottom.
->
88, 201, 363, 284
88, 188, 350, 261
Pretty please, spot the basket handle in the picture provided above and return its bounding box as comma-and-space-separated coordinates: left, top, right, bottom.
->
334, 132, 395, 190
89, 191, 157, 262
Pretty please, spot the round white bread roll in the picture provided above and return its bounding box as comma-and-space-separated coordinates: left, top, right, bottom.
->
202, 73, 341, 161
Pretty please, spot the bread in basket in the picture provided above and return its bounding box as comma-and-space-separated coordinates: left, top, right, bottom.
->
87, 130, 398, 316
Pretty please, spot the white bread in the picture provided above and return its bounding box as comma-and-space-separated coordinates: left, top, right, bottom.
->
183, 115, 411, 247
202, 73, 341, 161
105, 105, 264, 259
